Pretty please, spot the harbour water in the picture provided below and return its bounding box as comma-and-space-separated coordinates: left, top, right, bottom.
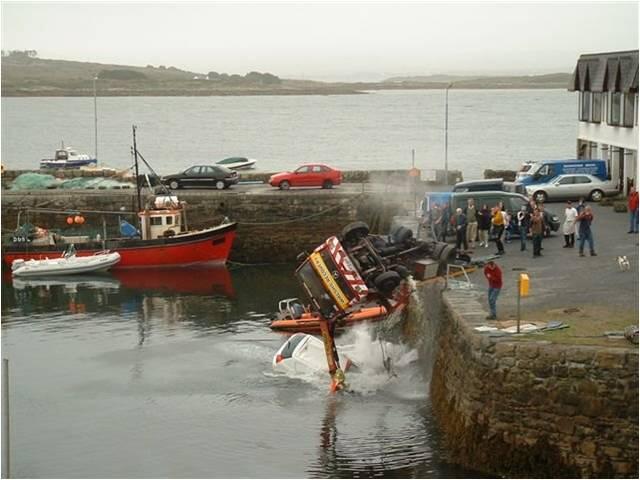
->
1, 265, 482, 478
1, 89, 577, 179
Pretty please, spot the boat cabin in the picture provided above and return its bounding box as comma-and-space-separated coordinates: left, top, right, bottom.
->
56, 147, 93, 161
138, 195, 187, 240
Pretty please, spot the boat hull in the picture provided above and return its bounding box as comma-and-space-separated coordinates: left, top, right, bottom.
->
3, 223, 237, 269
270, 305, 387, 334
40, 158, 98, 169
12, 252, 121, 277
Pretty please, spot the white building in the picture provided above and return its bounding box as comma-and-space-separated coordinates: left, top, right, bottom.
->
569, 50, 638, 195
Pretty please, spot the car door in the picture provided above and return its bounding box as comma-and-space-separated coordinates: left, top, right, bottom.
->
182, 166, 201, 188
311, 165, 326, 186
293, 166, 312, 186
572, 175, 594, 199
548, 176, 575, 200
201, 166, 217, 187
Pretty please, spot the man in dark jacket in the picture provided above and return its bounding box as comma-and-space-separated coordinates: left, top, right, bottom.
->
454, 207, 468, 251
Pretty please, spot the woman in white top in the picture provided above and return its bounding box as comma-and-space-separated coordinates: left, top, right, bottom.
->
562, 200, 578, 248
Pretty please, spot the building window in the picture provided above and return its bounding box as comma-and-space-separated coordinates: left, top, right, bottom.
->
580, 92, 591, 121
610, 92, 622, 126
623, 93, 635, 127
150, 217, 162, 226
591, 93, 602, 123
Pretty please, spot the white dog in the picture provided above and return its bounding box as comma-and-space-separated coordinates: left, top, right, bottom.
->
617, 255, 631, 271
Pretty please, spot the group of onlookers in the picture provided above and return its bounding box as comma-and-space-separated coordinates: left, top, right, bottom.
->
425, 198, 555, 258
424, 187, 640, 262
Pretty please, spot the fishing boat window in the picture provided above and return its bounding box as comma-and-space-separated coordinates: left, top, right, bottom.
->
166, 216, 173, 225
150, 217, 163, 226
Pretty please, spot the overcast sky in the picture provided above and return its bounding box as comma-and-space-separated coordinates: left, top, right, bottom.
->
1, 1, 638, 81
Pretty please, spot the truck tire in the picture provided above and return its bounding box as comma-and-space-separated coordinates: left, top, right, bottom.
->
374, 271, 401, 296
341, 221, 370, 244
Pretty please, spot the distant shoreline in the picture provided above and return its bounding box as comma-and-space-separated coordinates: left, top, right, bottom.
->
2, 85, 569, 98
1, 53, 572, 97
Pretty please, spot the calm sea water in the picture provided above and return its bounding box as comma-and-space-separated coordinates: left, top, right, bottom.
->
1, 90, 577, 179
0, 266, 481, 478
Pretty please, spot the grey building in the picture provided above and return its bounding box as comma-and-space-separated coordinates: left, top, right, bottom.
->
569, 49, 638, 194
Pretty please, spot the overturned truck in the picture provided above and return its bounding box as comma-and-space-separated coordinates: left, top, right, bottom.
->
294, 221, 455, 391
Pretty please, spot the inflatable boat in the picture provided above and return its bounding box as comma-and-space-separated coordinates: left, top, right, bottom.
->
270, 298, 387, 334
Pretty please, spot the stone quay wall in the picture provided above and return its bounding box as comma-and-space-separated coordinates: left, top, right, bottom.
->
428, 287, 638, 478
0, 189, 408, 263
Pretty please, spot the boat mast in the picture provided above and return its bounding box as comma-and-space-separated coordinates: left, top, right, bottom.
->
132, 125, 142, 214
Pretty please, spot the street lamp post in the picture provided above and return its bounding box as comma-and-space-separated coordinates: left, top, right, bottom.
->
444, 82, 452, 185
93, 76, 98, 162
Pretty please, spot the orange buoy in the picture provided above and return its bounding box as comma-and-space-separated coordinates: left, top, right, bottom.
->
66, 216, 74, 225
74, 215, 85, 224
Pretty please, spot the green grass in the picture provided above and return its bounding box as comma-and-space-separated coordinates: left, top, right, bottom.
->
502, 306, 638, 347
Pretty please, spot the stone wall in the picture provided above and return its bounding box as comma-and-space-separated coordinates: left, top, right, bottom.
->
1, 189, 409, 263
428, 287, 639, 478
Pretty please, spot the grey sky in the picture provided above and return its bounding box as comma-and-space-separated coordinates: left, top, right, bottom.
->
1, 1, 638, 81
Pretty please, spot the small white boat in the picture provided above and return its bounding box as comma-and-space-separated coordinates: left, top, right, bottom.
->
12, 247, 121, 277
40, 143, 97, 169
215, 157, 256, 170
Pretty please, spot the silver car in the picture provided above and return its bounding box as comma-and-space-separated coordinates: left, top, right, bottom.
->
526, 174, 619, 203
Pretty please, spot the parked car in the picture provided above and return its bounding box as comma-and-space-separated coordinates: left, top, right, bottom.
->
452, 178, 526, 195
525, 174, 619, 203
446, 191, 561, 236
162, 165, 239, 190
269, 164, 342, 190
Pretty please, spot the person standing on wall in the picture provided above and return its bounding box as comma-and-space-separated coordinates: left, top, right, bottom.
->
483, 260, 502, 320
454, 207, 468, 252
577, 205, 597, 257
628, 187, 639, 234
465, 198, 478, 249
562, 200, 578, 248
478, 204, 491, 248
530, 208, 544, 257
491, 204, 505, 255
516, 205, 530, 252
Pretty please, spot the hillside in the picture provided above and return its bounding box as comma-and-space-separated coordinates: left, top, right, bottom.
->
1, 52, 573, 96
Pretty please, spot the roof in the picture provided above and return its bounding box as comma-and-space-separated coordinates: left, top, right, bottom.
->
569, 50, 638, 93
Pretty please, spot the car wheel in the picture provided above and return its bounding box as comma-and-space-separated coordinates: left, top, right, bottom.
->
279, 180, 291, 190
169, 180, 180, 190
341, 221, 370, 244
322, 180, 333, 189
215, 180, 226, 190
589, 189, 604, 202
374, 271, 401, 296
533, 191, 547, 203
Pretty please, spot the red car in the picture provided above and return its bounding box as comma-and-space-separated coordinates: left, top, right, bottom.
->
269, 164, 342, 190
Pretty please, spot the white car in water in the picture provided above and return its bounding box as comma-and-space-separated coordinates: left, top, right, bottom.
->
272, 333, 354, 375
526, 174, 619, 203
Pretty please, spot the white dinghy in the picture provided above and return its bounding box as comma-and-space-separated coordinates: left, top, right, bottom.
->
12, 246, 121, 278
